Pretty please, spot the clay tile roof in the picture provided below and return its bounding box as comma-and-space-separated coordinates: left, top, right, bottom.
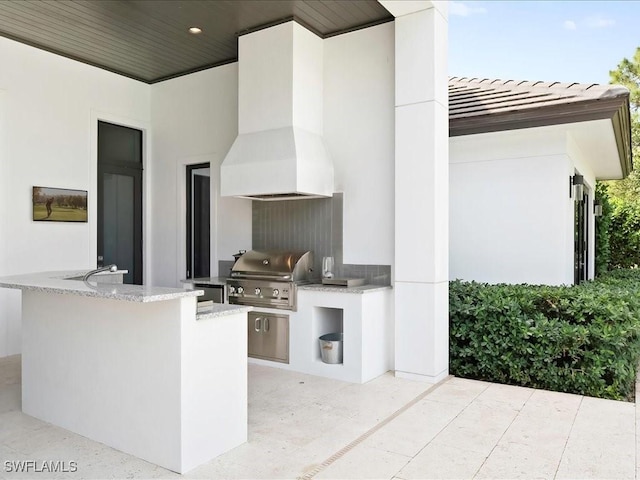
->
448, 76, 633, 176
449, 76, 628, 125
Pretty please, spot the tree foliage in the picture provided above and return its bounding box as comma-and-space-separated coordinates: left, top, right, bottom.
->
595, 183, 611, 275
599, 48, 640, 269
609, 47, 640, 109
608, 200, 640, 268
608, 47, 640, 188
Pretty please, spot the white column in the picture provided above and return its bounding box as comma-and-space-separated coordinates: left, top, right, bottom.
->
384, 1, 449, 382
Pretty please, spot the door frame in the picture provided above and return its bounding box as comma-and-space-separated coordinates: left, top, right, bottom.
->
185, 162, 211, 279
97, 160, 143, 283
90, 110, 151, 283
573, 180, 591, 285
176, 154, 219, 284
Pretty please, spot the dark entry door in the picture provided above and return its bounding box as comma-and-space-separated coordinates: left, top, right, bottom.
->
186, 163, 211, 279
574, 188, 589, 284
97, 121, 143, 285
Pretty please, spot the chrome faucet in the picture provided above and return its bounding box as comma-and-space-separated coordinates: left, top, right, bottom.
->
83, 264, 118, 281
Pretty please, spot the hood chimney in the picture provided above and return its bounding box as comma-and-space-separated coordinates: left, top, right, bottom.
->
220, 21, 334, 200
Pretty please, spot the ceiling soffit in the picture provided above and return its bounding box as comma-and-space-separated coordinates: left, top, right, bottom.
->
0, 0, 393, 83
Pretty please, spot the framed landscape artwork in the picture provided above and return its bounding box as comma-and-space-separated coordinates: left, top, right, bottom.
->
32, 186, 88, 222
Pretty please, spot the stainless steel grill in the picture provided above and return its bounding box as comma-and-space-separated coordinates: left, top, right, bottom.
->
227, 250, 313, 311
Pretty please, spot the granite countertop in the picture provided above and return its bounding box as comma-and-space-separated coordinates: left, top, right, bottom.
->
0, 270, 203, 303
181, 277, 228, 286
196, 303, 252, 320
298, 284, 392, 294
181, 276, 392, 294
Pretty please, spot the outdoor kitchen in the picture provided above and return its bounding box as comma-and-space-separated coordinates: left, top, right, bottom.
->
180, 20, 395, 384
184, 193, 393, 384
3, 1, 638, 478
149, 4, 447, 387
0, 0, 451, 476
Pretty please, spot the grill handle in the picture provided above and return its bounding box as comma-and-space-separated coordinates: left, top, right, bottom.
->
230, 273, 291, 280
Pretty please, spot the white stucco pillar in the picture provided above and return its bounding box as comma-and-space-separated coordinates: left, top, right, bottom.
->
382, 0, 449, 382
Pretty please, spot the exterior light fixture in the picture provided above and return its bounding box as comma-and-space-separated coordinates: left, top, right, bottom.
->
570, 174, 584, 199
189, 27, 202, 34
594, 201, 603, 217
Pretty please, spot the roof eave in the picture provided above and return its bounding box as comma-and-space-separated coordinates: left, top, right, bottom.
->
449, 96, 633, 178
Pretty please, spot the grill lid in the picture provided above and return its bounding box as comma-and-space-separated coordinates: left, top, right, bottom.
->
230, 250, 313, 282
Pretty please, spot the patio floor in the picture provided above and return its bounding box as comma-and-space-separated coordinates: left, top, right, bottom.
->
0, 353, 637, 479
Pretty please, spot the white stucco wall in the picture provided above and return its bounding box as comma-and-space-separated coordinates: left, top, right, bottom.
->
324, 23, 395, 266
567, 133, 597, 280
148, 22, 396, 287
450, 125, 597, 286
150, 65, 252, 287
0, 21, 416, 358
0, 23, 394, 356
0, 36, 151, 356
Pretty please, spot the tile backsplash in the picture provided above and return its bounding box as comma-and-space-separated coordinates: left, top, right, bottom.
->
218, 260, 235, 277
342, 264, 391, 286
252, 194, 342, 280
251, 193, 390, 285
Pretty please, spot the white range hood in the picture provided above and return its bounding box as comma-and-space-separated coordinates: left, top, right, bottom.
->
221, 21, 334, 200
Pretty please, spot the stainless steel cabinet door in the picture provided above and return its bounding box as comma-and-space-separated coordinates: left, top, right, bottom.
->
248, 312, 289, 363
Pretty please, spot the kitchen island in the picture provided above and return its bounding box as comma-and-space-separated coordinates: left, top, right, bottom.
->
0, 271, 252, 474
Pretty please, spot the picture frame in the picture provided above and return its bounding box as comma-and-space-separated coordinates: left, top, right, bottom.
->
32, 186, 88, 222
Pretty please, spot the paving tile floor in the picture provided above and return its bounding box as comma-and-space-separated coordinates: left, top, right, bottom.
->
0, 354, 637, 479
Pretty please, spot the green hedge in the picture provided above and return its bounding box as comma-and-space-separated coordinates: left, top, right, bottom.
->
595, 182, 612, 276
449, 271, 640, 400
609, 202, 640, 269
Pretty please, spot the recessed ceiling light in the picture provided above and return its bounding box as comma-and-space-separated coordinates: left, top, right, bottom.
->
189, 27, 202, 34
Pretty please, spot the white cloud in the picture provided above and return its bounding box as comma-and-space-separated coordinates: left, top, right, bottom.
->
449, 1, 487, 17
584, 15, 615, 28
563, 15, 615, 30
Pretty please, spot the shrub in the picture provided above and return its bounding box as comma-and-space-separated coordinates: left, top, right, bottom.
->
609, 201, 640, 268
595, 182, 612, 276
449, 272, 640, 400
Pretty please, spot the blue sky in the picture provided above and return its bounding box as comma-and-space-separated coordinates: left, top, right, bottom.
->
449, 1, 640, 85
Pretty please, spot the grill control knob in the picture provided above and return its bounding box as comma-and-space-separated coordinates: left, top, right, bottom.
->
273, 288, 279, 296
254, 287, 261, 295
237, 286, 244, 294
229, 286, 236, 294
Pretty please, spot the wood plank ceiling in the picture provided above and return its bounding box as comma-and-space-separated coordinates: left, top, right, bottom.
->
0, 0, 393, 84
